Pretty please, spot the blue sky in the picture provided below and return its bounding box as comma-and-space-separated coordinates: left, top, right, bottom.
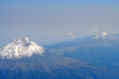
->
0, 0, 119, 45
0, 0, 119, 6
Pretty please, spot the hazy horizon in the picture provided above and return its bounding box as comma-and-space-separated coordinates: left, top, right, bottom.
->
0, 0, 119, 45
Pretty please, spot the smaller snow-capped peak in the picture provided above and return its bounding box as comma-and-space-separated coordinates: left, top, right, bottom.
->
94, 32, 112, 40
0, 37, 45, 59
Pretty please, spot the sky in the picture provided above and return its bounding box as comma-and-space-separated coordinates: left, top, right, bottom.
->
0, 0, 119, 45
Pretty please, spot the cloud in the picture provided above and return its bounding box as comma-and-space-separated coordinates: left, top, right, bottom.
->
84, 28, 100, 36
90, 28, 99, 33
68, 32, 80, 39
68, 32, 75, 38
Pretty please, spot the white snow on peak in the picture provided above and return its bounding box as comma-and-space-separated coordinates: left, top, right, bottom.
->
94, 32, 112, 40
0, 37, 45, 59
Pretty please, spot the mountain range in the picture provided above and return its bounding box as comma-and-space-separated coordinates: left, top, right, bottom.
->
0, 32, 119, 79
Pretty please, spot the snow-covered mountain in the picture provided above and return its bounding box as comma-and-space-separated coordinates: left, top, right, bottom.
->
0, 37, 45, 59
94, 32, 113, 40
47, 32, 119, 79
1, 34, 119, 79
0, 37, 98, 79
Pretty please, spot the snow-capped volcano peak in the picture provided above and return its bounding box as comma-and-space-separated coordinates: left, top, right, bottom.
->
94, 32, 112, 40
100, 32, 108, 37
0, 37, 45, 59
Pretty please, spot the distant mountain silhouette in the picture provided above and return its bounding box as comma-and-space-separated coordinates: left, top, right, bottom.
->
48, 33, 119, 79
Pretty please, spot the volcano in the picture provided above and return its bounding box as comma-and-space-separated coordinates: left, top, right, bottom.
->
0, 37, 97, 79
